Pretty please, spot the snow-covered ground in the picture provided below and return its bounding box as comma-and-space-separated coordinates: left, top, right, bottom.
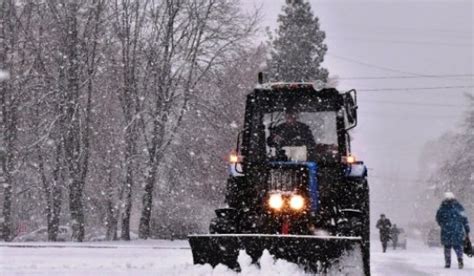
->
1, 238, 472, 275
371, 239, 473, 276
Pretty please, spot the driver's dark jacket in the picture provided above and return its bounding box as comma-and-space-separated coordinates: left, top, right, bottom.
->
267, 122, 316, 158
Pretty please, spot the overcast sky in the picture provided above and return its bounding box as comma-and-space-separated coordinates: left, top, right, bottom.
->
241, 0, 473, 226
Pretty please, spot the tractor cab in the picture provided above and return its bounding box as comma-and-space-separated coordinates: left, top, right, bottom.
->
238, 83, 358, 169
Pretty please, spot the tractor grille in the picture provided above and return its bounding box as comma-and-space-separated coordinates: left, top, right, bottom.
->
267, 166, 307, 191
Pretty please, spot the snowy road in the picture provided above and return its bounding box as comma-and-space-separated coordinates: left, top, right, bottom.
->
1, 239, 473, 275
371, 239, 473, 276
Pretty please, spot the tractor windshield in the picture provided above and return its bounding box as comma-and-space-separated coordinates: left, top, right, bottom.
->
263, 111, 338, 162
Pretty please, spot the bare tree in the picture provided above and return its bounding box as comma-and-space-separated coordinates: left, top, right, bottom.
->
41, 0, 106, 241
20, 2, 65, 241
137, 0, 258, 238
109, 0, 149, 241
86, 39, 124, 240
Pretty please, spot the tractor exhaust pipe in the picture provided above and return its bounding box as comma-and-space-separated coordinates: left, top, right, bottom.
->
258, 72, 264, 84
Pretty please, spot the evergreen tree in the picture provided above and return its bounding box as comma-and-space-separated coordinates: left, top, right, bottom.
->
267, 0, 328, 82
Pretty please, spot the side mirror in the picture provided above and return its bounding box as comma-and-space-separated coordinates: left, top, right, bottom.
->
232, 130, 244, 174
344, 89, 358, 130
236, 130, 243, 155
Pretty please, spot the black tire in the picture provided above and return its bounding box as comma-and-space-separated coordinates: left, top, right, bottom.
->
361, 217, 371, 276
359, 179, 370, 276
340, 177, 370, 275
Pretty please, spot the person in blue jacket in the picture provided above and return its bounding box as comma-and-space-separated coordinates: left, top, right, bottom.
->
436, 192, 470, 269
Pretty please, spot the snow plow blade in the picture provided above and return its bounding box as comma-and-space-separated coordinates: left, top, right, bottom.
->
188, 234, 365, 274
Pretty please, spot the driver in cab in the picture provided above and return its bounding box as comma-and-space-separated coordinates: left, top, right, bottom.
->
267, 109, 316, 161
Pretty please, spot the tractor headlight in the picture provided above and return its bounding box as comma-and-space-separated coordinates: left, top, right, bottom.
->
268, 194, 283, 210
289, 194, 305, 210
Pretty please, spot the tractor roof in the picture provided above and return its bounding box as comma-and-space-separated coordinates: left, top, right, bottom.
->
256, 81, 323, 91
252, 82, 340, 97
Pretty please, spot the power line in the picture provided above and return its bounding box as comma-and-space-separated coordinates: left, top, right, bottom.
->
326, 36, 473, 48
328, 54, 472, 82
359, 111, 460, 120
361, 99, 469, 107
338, 74, 474, 80
329, 54, 417, 76
324, 24, 472, 36
358, 85, 474, 92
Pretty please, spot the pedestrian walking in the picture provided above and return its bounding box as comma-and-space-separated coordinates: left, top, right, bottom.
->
391, 224, 401, 250
376, 214, 392, 253
436, 192, 470, 269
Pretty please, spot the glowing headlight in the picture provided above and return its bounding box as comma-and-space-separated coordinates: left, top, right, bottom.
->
268, 194, 283, 210
229, 152, 239, 163
289, 195, 305, 210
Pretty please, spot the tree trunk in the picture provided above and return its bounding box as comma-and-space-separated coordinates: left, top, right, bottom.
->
121, 156, 134, 241
50, 143, 63, 241
106, 203, 118, 241
38, 149, 54, 241
50, 184, 62, 241
138, 158, 157, 239
1, 168, 12, 241
62, 2, 85, 242
105, 168, 118, 241
120, 120, 136, 240
69, 179, 85, 241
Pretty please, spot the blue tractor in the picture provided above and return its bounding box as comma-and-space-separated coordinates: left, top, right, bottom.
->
189, 78, 370, 275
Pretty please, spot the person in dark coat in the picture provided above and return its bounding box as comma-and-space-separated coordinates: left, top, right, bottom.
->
436, 192, 470, 269
376, 214, 392, 252
391, 224, 401, 250
267, 109, 316, 160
